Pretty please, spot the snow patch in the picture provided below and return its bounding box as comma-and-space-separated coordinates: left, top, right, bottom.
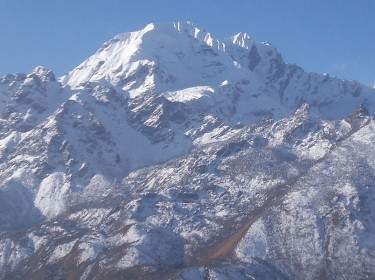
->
236, 220, 268, 260
162, 86, 214, 103
48, 240, 76, 263
35, 172, 70, 219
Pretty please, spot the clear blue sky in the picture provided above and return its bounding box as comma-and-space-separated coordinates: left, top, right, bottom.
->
0, 0, 374, 86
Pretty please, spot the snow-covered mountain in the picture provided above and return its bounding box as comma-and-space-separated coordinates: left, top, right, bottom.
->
1, 22, 375, 280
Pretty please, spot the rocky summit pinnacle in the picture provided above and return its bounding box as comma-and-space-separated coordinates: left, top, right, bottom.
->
0, 22, 375, 280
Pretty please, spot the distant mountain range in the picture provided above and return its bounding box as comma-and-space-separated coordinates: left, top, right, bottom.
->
0, 22, 375, 280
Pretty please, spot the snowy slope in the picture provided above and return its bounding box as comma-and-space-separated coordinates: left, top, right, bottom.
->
61, 21, 375, 121
0, 22, 375, 280
0, 66, 69, 135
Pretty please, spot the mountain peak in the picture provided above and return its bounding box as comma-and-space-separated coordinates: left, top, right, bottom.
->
231, 32, 252, 48
111, 21, 205, 44
31, 66, 56, 82
144, 21, 197, 33
3, 21, 375, 280
60, 21, 223, 91
60, 22, 374, 118
138, 21, 216, 47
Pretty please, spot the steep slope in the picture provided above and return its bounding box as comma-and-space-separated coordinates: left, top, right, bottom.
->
0, 21, 375, 280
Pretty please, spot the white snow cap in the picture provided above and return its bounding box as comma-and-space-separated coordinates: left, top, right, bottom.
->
113, 21, 208, 43
31, 66, 55, 81
59, 21, 222, 90
231, 32, 252, 48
